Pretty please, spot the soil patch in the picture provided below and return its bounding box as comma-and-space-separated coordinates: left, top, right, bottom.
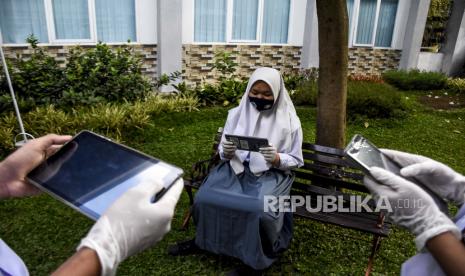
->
418, 91, 465, 109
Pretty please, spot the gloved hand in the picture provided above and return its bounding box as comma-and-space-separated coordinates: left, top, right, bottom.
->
259, 144, 280, 166
78, 178, 183, 276
222, 140, 237, 160
382, 149, 465, 205
364, 167, 461, 251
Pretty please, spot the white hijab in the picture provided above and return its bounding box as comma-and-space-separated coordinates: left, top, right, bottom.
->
223, 67, 302, 174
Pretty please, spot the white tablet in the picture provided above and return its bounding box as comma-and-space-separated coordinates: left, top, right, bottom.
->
27, 130, 183, 220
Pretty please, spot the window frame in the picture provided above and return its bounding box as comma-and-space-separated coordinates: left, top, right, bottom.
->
349, 0, 400, 49
195, 0, 292, 45
227, 0, 262, 43
1, 0, 138, 46
44, 0, 97, 44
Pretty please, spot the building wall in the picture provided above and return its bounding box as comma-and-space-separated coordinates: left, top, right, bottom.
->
182, 44, 301, 84
2, 44, 158, 81
418, 52, 444, 72
182, 44, 401, 84
348, 48, 402, 76
2, 43, 400, 84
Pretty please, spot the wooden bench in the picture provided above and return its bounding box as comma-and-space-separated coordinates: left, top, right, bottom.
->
182, 128, 391, 275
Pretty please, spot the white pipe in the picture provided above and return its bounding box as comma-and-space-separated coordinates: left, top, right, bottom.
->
0, 28, 28, 143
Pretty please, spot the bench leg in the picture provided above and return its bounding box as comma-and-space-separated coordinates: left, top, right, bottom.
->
181, 207, 192, 230
365, 234, 382, 276
181, 185, 194, 230
185, 185, 194, 205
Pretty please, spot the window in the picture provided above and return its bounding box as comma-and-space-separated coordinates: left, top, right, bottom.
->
262, 0, 290, 44
349, 0, 398, 48
0, 0, 49, 43
0, 0, 136, 44
95, 0, 136, 42
232, 0, 258, 41
50, 0, 136, 42
374, 0, 397, 47
347, 0, 354, 35
194, 0, 291, 44
52, 0, 91, 40
194, 0, 227, 42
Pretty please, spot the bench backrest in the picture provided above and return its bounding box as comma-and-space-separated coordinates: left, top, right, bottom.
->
293, 142, 368, 194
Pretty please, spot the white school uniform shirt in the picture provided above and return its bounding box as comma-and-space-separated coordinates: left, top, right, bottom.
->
401, 204, 465, 276
0, 239, 29, 276
218, 67, 304, 175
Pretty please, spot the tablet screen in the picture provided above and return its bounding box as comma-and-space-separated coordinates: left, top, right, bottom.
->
345, 135, 400, 174
28, 131, 183, 220
225, 134, 269, 152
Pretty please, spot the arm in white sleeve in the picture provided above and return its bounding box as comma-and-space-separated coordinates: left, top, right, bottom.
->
277, 127, 304, 170
218, 114, 234, 161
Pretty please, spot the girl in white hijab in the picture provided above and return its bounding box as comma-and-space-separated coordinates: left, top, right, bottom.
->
221, 67, 303, 175
171, 67, 303, 274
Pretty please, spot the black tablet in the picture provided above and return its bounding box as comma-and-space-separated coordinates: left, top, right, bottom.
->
225, 134, 269, 152
27, 130, 183, 220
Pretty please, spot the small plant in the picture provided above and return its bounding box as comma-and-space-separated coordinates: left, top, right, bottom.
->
155, 71, 181, 89
382, 70, 448, 91
211, 51, 238, 80
447, 77, 465, 94
348, 74, 384, 83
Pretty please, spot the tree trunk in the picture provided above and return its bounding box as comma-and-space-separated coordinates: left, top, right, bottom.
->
315, 0, 349, 148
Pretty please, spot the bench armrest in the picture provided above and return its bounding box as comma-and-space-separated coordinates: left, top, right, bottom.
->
187, 153, 220, 185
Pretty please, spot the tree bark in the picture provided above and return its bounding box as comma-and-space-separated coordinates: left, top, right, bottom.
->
315, 0, 349, 148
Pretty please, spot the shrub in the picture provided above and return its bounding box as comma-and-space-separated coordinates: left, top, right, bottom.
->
446, 77, 465, 94
382, 70, 448, 90
290, 79, 317, 106
0, 36, 65, 112
64, 43, 152, 103
347, 81, 409, 119
284, 68, 319, 91
217, 79, 248, 106
0, 94, 199, 155
286, 68, 319, 106
422, 0, 451, 50
0, 37, 153, 113
283, 72, 305, 91
290, 79, 409, 119
192, 79, 248, 106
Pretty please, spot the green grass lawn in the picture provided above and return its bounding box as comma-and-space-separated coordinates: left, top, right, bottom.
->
1, 100, 464, 275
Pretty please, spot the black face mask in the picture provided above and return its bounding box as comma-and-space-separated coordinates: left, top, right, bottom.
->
249, 96, 274, 111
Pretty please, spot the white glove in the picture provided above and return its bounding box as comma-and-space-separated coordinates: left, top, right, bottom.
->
222, 140, 237, 160
77, 178, 183, 276
364, 167, 461, 251
259, 144, 279, 165
382, 149, 465, 205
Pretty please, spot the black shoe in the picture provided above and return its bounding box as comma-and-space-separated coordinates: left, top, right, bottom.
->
168, 239, 200, 256
226, 265, 263, 276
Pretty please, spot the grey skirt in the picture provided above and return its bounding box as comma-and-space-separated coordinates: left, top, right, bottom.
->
193, 161, 294, 270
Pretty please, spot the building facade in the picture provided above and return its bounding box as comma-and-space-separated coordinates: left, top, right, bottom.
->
2, 0, 456, 89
